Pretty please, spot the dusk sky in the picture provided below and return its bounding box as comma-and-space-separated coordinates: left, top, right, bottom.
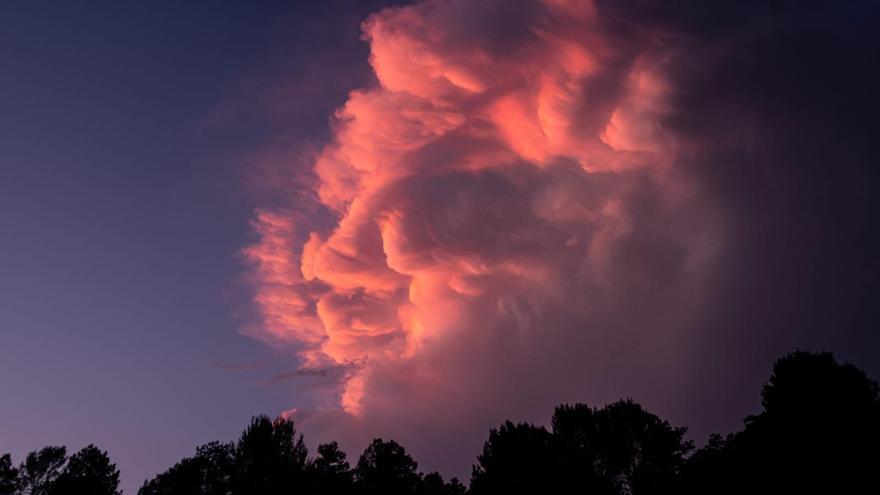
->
2, 1, 879, 493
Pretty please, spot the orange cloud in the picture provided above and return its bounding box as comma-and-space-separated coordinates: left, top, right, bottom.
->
245, 0, 707, 419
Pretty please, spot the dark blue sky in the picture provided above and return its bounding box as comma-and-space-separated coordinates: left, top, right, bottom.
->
0, 2, 394, 492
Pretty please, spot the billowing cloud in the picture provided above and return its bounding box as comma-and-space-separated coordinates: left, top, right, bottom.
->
244, 0, 880, 479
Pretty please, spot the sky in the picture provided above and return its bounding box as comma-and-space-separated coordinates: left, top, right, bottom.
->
1, 0, 879, 493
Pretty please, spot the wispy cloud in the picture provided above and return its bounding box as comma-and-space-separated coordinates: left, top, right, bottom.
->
214, 362, 265, 371
268, 364, 349, 382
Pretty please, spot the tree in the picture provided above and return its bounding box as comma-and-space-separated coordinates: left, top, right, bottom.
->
139, 441, 234, 495
469, 421, 558, 494
139, 416, 307, 495
441, 477, 466, 495
551, 403, 612, 494
50, 445, 120, 495
193, 442, 235, 495
310, 442, 353, 495
18, 447, 66, 495
683, 351, 880, 495
679, 433, 730, 494
556, 400, 691, 494
233, 416, 308, 494
129, 350, 880, 495
139, 455, 205, 495
0, 454, 19, 495
471, 401, 691, 495
416, 472, 466, 495
354, 439, 421, 495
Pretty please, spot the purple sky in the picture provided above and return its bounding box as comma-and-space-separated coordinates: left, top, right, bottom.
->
2, 1, 879, 494
0, 2, 396, 492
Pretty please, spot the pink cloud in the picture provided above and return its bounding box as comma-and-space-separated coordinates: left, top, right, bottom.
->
244, 0, 718, 475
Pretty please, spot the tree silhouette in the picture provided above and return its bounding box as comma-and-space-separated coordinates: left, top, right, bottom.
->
416, 471, 466, 495
471, 401, 691, 494
139, 441, 234, 495
555, 400, 691, 494
139, 416, 307, 494
678, 432, 729, 493
137, 419, 468, 495
232, 416, 308, 494
18, 447, 66, 495
469, 421, 558, 494
354, 439, 421, 495
683, 351, 880, 494
138, 454, 206, 494
442, 477, 466, 495
193, 442, 236, 495
0, 454, 19, 495
10, 350, 871, 495
551, 403, 612, 494
49, 445, 120, 495
310, 442, 353, 495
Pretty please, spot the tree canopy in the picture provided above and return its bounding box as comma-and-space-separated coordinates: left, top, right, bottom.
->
0, 446, 119, 495
3, 350, 877, 494
682, 351, 880, 495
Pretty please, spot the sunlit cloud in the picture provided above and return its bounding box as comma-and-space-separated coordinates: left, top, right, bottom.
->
244, 0, 711, 421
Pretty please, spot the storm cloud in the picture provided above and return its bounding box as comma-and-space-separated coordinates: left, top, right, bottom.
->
244, 0, 880, 478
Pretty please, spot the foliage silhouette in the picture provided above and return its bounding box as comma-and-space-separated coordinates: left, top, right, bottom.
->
354, 438, 421, 495
682, 351, 880, 495
417, 472, 466, 495
3, 350, 878, 494
19, 447, 66, 495
469, 421, 557, 494
554, 400, 691, 494
139, 441, 234, 495
310, 442, 353, 495
232, 416, 308, 494
49, 445, 121, 495
470, 400, 691, 494
0, 445, 120, 495
0, 454, 18, 495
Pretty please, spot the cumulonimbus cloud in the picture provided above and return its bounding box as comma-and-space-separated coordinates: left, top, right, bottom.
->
239, 0, 880, 479
245, 0, 713, 417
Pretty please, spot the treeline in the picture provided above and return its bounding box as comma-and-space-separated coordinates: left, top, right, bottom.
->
0, 445, 120, 495
3, 351, 879, 494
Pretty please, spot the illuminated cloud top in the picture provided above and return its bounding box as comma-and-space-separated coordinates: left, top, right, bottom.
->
247, 0, 707, 416
243, 2, 880, 474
